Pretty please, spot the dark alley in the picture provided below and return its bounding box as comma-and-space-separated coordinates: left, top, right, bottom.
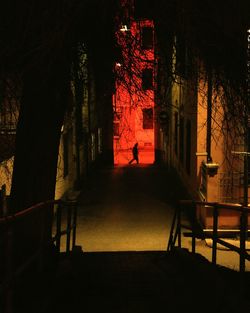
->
57, 164, 250, 270
75, 164, 177, 251
15, 164, 250, 313
1, 1, 250, 313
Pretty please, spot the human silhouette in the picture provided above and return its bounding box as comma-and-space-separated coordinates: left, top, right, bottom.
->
129, 143, 139, 164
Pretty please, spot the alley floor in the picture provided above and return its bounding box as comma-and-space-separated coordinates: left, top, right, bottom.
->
59, 164, 250, 272
75, 164, 177, 252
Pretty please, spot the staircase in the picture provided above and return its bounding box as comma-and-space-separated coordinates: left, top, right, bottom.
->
14, 248, 250, 313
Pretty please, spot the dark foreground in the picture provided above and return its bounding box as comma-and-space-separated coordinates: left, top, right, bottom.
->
11, 165, 250, 312
14, 248, 250, 313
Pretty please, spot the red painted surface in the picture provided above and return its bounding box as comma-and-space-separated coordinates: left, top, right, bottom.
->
113, 19, 155, 164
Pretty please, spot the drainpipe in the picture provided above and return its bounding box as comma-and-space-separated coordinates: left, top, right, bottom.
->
243, 122, 248, 207
206, 69, 212, 163
243, 29, 250, 207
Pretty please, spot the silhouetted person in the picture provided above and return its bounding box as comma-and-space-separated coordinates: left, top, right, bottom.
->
129, 143, 139, 164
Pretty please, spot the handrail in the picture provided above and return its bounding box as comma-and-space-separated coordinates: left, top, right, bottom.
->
179, 199, 245, 212
168, 200, 250, 273
0, 198, 78, 313
0, 199, 62, 224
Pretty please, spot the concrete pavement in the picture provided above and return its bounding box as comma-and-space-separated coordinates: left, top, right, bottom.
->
59, 164, 250, 272
75, 164, 177, 252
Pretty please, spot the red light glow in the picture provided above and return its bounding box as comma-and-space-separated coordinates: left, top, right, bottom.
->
113, 19, 155, 165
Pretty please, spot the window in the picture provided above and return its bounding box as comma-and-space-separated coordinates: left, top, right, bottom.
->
142, 108, 153, 129
142, 68, 153, 90
141, 27, 153, 49
98, 128, 102, 153
91, 133, 96, 161
113, 122, 120, 137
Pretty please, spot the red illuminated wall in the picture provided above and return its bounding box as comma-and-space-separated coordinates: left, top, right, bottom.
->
113, 17, 155, 164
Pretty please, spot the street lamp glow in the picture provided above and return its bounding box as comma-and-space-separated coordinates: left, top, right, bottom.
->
120, 25, 130, 32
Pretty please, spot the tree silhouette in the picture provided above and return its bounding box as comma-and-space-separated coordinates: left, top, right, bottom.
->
0, 0, 248, 207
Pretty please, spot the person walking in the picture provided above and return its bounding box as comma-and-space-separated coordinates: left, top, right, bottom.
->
129, 143, 139, 164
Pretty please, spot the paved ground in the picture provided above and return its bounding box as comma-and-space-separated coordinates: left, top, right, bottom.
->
75, 164, 177, 252
58, 164, 250, 271
114, 149, 154, 164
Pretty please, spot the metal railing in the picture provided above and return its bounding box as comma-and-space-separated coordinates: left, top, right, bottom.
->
0, 198, 78, 313
167, 200, 250, 273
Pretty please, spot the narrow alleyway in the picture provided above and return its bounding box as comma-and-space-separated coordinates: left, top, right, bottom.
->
61, 164, 250, 272
75, 164, 185, 252
14, 164, 250, 313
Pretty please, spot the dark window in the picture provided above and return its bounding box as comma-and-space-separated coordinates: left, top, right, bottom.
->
142, 108, 153, 129
63, 133, 69, 177
186, 120, 191, 174
142, 68, 153, 90
179, 117, 184, 164
141, 27, 153, 49
113, 122, 120, 137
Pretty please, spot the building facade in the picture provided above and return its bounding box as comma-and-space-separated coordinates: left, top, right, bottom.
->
113, 0, 155, 164
156, 32, 249, 229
